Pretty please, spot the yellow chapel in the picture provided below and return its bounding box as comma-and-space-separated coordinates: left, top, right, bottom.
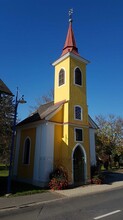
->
13, 14, 97, 187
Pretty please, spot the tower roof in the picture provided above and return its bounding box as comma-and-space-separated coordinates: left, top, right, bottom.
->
61, 19, 79, 57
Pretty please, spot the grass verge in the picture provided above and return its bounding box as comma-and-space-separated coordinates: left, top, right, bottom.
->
0, 164, 47, 197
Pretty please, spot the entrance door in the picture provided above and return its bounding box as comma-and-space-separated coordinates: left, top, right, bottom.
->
73, 145, 85, 185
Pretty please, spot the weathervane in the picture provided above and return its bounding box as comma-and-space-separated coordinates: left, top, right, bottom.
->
69, 8, 73, 22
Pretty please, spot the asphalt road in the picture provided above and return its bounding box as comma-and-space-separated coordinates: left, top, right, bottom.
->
0, 187, 123, 220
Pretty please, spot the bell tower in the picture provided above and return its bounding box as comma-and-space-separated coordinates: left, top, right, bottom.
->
52, 10, 91, 184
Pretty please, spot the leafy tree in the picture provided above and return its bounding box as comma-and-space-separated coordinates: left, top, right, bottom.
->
95, 114, 123, 158
0, 93, 14, 165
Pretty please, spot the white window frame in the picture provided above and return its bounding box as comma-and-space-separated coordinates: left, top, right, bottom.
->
74, 127, 83, 142
74, 67, 82, 87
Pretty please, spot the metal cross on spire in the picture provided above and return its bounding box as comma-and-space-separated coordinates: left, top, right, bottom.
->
69, 8, 73, 23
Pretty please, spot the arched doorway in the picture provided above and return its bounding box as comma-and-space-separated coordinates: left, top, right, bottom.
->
73, 145, 85, 185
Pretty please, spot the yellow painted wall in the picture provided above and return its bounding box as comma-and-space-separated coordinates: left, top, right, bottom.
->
69, 57, 88, 125
53, 54, 91, 183
59, 125, 90, 183
54, 57, 70, 103
18, 128, 36, 180
50, 107, 63, 123
54, 55, 88, 125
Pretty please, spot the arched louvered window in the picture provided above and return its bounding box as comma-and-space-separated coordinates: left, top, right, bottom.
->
23, 138, 31, 164
75, 67, 82, 86
59, 69, 65, 86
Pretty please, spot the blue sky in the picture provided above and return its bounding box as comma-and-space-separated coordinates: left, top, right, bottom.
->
0, 0, 123, 121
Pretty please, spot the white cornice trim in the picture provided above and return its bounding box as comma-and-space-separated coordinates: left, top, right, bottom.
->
16, 120, 46, 130
71, 53, 90, 64
52, 52, 90, 66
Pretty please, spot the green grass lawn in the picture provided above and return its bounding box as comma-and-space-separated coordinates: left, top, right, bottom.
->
0, 169, 8, 177
0, 164, 47, 197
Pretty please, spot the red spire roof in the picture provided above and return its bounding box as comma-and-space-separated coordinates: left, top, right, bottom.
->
61, 21, 79, 56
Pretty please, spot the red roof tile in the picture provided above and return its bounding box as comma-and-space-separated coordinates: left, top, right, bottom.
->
61, 21, 79, 56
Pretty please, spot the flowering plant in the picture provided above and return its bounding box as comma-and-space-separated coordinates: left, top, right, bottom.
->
49, 167, 68, 190
91, 174, 105, 184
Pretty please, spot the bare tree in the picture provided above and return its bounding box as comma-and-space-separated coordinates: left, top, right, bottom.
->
29, 89, 54, 113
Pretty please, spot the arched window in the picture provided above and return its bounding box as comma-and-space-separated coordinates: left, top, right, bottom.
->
74, 106, 82, 120
23, 138, 30, 164
74, 67, 82, 86
59, 69, 65, 86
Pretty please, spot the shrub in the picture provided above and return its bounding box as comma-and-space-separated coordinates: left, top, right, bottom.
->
91, 174, 105, 184
49, 167, 68, 190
